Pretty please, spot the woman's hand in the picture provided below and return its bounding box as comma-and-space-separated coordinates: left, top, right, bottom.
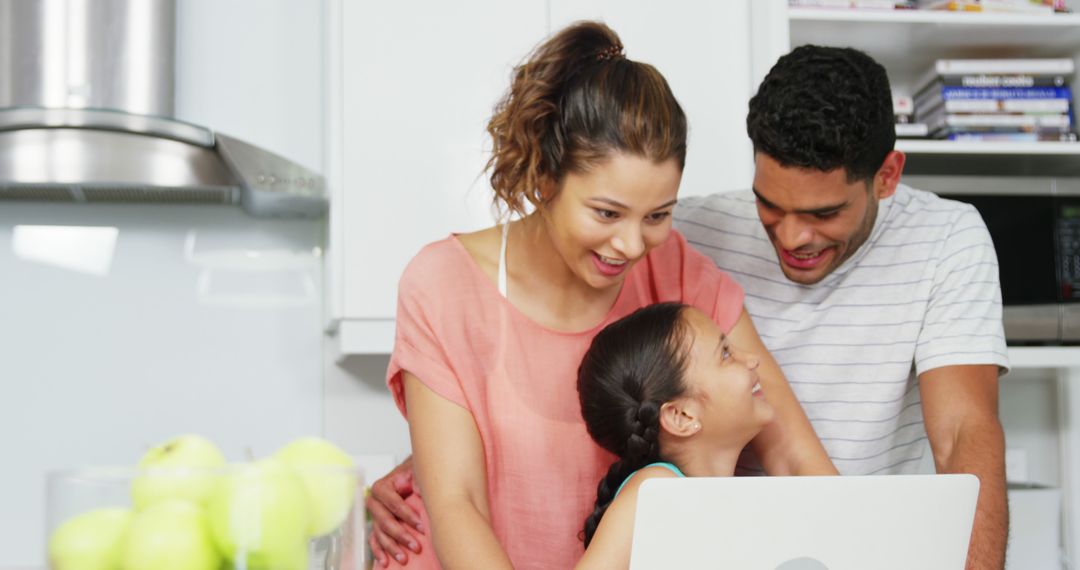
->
366, 456, 425, 567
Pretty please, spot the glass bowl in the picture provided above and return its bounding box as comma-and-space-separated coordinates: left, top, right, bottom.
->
46, 464, 365, 570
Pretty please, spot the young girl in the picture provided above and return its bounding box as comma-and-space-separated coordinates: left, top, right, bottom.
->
576, 302, 775, 569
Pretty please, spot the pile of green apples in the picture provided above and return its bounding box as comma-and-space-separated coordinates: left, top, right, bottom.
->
48, 434, 358, 570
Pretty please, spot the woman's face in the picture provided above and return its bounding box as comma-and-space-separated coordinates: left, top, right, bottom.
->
542, 153, 682, 291
681, 308, 775, 447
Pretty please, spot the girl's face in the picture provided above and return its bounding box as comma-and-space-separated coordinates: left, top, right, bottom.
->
542, 153, 681, 291
681, 308, 775, 447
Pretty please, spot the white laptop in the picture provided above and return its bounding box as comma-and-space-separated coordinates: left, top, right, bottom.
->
630, 474, 979, 570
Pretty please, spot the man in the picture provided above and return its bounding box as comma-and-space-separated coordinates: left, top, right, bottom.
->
674, 45, 1008, 569
368, 45, 1009, 570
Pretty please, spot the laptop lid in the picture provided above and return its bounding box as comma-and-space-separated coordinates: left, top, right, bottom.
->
630, 474, 979, 570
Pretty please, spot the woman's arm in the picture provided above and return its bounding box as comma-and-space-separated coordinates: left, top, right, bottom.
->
727, 309, 838, 476
403, 372, 514, 569
575, 467, 681, 570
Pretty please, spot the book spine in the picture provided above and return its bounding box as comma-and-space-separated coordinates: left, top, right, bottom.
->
980, 0, 1054, 13
851, 0, 901, 8
940, 86, 1072, 100
947, 132, 1041, 142
937, 125, 1074, 134
913, 74, 1068, 101
926, 113, 1072, 129
788, 0, 852, 6
935, 58, 1075, 76
947, 75, 1069, 88
937, 99, 1071, 113
917, 0, 982, 10
895, 123, 929, 137
914, 85, 1072, 117
945, 131, 1078, 142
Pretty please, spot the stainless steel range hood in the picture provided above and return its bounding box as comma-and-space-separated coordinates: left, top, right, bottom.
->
0, 0, 326, 217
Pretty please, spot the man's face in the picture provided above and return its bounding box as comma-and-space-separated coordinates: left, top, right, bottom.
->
752, 153, 888, 285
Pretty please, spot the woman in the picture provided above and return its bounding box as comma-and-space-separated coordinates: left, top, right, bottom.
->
576, 302, 774, 569
377, 21, 835, 569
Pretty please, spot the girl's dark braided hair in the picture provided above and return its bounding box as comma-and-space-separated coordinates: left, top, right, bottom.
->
577, 302, 692, 547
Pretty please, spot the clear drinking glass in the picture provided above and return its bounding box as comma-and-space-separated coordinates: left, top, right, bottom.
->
45, 465, 365, 570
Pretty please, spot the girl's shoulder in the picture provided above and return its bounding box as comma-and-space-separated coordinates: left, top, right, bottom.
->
632, 463, 685, 483
615, 463, 685, 501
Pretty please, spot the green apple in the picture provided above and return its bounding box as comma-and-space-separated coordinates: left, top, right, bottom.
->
207, 457, 311, 569
48, 507, 132, 570
262, 542, 309, 570
119, 499, 221, 570
131, 434, 226, 509
275, 437, 358, 536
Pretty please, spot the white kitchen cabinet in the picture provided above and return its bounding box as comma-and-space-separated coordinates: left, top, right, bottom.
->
749, 2, 1080, 566
327, 0, 548, 353
548, 0, 755, 199
329, 1, 757, 353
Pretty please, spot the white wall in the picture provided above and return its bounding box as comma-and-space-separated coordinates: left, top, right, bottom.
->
174, 0, 324, 173
549, 0, 755, 197
0, 205, 326, 567
0, 1, 326, 566
1000, 370, 1062, 488
324, 352, 410, 464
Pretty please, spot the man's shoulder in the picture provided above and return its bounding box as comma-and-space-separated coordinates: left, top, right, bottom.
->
882, 184, 986, 241
844, 184, 994, 285
892, 184, 980, 220
675, 190, 761, 235
678, 190, 756, 214
674, 190, 772, 272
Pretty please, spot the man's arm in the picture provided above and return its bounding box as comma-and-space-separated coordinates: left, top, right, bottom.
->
366, 455, 424, 567
920, 364, 1007, 570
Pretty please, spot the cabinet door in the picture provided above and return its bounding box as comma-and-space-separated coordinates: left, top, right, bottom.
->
335, 0, 547, 347
550, 0, 755, 198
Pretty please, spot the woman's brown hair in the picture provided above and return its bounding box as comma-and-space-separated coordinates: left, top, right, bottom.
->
486, 21, 688, 218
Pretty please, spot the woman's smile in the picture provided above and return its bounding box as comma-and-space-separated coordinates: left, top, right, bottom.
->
591, 252, 630, 276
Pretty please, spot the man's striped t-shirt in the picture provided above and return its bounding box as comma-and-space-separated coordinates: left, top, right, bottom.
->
675, 185, 1009, 475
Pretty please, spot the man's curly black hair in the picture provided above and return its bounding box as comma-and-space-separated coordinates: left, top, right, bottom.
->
747, 45, 894, 184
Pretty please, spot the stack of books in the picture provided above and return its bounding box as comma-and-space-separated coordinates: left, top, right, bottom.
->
917, 0, 1062, 12
789, 0, 916, 8
913, 58, 1077, 142
917, 0, 983, 9
788, 0, 1066, 10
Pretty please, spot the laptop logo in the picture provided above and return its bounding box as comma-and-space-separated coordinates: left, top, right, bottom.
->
775, 557, 829, 570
